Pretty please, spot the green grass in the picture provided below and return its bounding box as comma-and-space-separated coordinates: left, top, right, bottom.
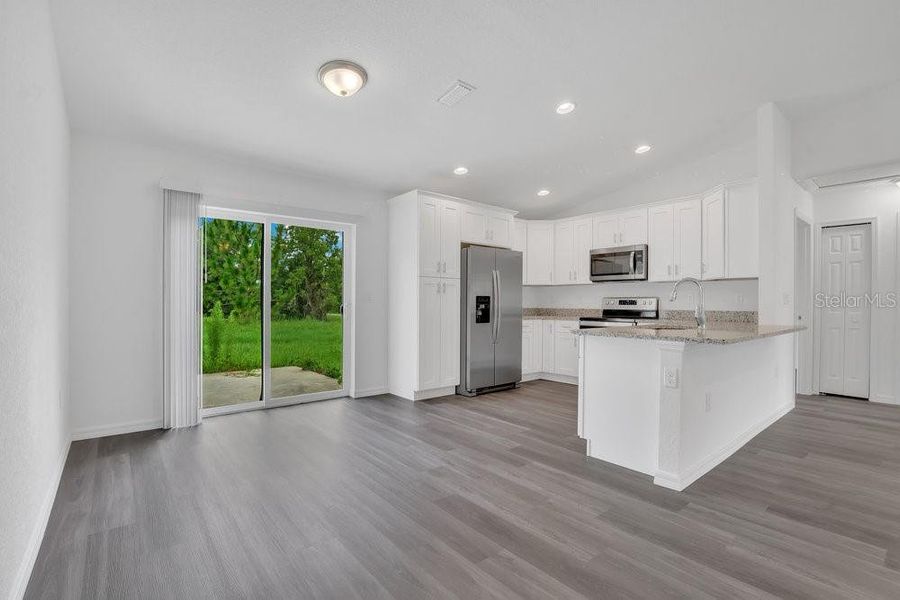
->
202, 315, 342, 381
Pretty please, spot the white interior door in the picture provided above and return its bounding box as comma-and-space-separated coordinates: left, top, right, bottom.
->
819, 224, 871, 398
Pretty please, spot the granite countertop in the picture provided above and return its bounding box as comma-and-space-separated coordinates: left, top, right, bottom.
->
523, 307, 758, 324
576, 321, 804, 345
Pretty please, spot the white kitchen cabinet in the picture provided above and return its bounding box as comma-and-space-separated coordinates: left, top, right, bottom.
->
512, 219, 527, 281
592, 208, 648, 248
573, 219, 593, 283
419, 195, 461, 279
418, 277, 442, 389
522, 319, 542, 375
438, 278, 460, 386
724, 180, 759, 278
554, 321, 579, 377
553, 221, 574, 284
701, 187, 726, 280
648, 204, 675, 281
541, 320, 555, 374
553, 218, 591, 285
592, 214, 619, 248
674, 198, 702, 280
649, 199, 701, 281
418, 277, 460, 390
461, 205, 513, 247
526, 221, 554, 285
619, 209, 649, 245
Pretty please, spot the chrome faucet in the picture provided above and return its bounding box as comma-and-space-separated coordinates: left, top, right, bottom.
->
670, 277, 707, 329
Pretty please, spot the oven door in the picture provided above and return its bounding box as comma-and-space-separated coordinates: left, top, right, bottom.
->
590, 245, 647, 281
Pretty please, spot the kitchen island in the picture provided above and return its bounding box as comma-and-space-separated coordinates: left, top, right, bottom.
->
576, 321, 802, 491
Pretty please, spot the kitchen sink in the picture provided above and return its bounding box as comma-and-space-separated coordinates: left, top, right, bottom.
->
633, 323, 697, 330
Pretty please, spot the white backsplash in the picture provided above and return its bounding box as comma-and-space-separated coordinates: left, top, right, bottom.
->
523, 279, 759, 312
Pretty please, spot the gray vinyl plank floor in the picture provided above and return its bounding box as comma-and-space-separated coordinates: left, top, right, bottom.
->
25, 381, 900, 599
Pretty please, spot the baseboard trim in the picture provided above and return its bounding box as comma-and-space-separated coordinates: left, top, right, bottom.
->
10, 436, 71, 600
653, 401, 795, 492
522, 373, 577, 385
872, 394, 898, 406
71, 418, 163, 441
351, 386, 389, 398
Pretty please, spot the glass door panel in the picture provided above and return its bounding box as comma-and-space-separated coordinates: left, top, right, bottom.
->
201, 217, 264, 409
269, 223, 343, 399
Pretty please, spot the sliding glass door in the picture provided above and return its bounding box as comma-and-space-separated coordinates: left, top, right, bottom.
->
201, 215, 264, 409
200, 208, 350, 415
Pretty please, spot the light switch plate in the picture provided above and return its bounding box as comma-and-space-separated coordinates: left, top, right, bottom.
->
663, 367, 679, 389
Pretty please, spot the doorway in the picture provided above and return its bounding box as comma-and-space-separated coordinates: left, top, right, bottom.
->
818, 223, 872, 399
200, 208, 351, 415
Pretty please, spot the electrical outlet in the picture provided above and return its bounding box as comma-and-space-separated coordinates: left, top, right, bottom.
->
705, 392, 712, 412
774, 365, 779, 380
663, 367, 679, 389
782, 292, 792, 305
737, 294, 744, 305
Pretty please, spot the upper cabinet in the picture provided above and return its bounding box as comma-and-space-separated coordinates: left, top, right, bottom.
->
724, 181, 759, 279
648, 198, 701, 281
419, 194, 461, 278
701, 187, 726, 279
512, 219, 527, 281
554, 218, 592, 284
525, 221, 554, 285
592, 208, 648, 248
461, 205, 513, 248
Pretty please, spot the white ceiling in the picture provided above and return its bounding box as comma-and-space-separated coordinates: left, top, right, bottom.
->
50, 0, 900, 217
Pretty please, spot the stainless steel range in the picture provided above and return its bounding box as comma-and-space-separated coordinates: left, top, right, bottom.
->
579, 297, 659, 330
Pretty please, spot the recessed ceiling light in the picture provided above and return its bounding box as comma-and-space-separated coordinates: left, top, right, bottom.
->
635, 144, 652, 154
556, 102, 576, 115
453, 166, 468, 176
894, 179, 900, 188
537, 189, 551, 197
317, 60, 368, 97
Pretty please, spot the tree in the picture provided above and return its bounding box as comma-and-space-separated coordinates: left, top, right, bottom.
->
270, 225, 343, 320
201, 219, 263, 319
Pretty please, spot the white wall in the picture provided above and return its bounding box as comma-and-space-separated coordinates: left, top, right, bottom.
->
524, 279, 759, 313
68, 132, 389, 438
792, 80, 900, 181
558, 124, 757, 219
813, 182, 900, 404
0, 1, 71, 598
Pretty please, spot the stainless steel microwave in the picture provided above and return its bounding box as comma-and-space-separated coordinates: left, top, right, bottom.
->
590, 244, 648, 282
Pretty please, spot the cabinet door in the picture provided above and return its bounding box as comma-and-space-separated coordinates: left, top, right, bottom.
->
553, 221, 575, 284
725, 181, 759, 278
648, 205, 675, 281
554, 321, 579, 377
674, 199, 702, 279
419, 197, 442, 277
541, 321, 555, 374
526, 222, 554, 285
512, 220, 527, 282
487, 214, 511, 248
572, 219, 593, 283
461, 206, 487, 244
592, 214, 619, 248
439, 200, 461, 278
619, 209, 649, 245
438, 279, 460, 386
522, 321, 535, 374
418, 278, 442, 389
701, 189, 725, 279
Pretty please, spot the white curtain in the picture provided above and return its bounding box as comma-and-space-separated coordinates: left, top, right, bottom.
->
163, 189, 203, 428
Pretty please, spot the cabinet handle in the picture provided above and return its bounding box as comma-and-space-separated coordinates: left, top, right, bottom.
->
437, 260, 442, 272
675, 264, 679, 276
667, 264, 672, 277
442, 261, 446, 273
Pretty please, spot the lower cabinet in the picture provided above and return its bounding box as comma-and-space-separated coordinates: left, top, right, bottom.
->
522, 319, 578, 382
554, 321, 579, 377
418, 277, 460, 390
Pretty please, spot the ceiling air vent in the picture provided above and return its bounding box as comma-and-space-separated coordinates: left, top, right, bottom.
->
437, 80, 476, 107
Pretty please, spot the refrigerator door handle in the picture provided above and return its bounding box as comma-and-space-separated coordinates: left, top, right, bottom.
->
495, 269, 502, 343
491, 269, 499, 343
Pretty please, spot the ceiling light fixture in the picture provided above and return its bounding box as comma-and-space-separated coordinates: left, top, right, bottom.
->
453, 166, 469, 176
317, 60, 368, 97
537, 189, 551, 197
556, 101, 576, 115
634, 144, 652, 154
895, 179, 900, 188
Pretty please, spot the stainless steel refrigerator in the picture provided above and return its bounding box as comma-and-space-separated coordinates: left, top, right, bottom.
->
457, 246, 523, 396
